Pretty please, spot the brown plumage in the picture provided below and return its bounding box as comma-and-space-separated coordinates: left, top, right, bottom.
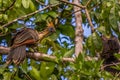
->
101, 35, 119, 63
101, 35, 120, 74
6, 22, 55, 65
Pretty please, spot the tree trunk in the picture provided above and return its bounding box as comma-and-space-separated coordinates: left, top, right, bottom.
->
73, 0, 83, 57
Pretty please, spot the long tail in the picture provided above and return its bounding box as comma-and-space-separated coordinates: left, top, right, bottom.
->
6, 45, 26, 65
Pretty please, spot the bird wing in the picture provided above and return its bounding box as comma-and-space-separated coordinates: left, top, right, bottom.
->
11, 28, 39, 48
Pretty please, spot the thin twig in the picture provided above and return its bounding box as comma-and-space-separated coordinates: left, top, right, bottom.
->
60, 9, 81, 24
85, 0, 92, 7
20, 67, 32, 80
59, 0, 85, 9
89, 2, 101, 11
85, 8, 95, 33
24, 74, 32, 80
1, 4, 59, 28
2, 0, 16, 13
101, 62, 120, 70
35, 0, 46, 6
113, 72, 120, 80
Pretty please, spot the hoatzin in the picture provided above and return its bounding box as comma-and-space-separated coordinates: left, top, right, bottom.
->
6, 22, 56, 65
101, 35, 120, 74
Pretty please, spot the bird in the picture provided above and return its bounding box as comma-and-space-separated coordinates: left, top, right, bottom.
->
101, 35, 120, 63
101, 35, 120, 74
6, 22, 56, 65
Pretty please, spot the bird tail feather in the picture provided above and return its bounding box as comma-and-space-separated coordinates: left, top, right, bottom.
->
6, 45, 26, 65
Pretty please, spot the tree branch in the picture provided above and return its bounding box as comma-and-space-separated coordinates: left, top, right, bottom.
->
27, 52, 75, 63
59, 0, 95, 33
59, 0, 85, 9
101, 62, 120, 71
1, 4, 59, 28
85, 8, 95, 33
0, 46, 98, 63
0, 46, 75, 63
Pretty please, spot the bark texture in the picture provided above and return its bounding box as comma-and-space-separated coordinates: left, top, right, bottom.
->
73, 0, 83, 57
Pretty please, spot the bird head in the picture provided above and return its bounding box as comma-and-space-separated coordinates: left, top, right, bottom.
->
47, 22, 56, 32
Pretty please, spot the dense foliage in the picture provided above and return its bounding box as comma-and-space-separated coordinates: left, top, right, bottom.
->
0, 0, 120, 80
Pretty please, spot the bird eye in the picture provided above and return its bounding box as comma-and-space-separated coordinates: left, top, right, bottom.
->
48, 27, 55, 32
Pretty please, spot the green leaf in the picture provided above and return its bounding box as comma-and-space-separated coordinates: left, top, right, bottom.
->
63, 48, 74, 57
0, 0, 2, 4
96, 26, 106, 34
49, 0, 59, 4
92, 32, 102, 52
15, 0, 22, 7
9, 23, 21, 29
41, 14, 48, 21
111, 64, 120, 71
22, 0, 30, 8
42, 38, 59, 51
86, 35, 95, 55
30, 66, 40, 80
114, 53, 120, 59
65, 5, 73, 10
86, 32, 102, 55
48, 32, 59, 41
58, 24, 75, 39
0, 14, 2, 20
3, 14, 8, 21
37, 44, 48, 53
118, 11, 120, 17
47, 11, 58, 18
21, 59, 28, 72
0, 14, 8, 21
109, 7, 118, 31
3, 72, 12, 80
50, 74, 58, 80
29, 0, 36, 11
40, 62, 55, 78
106, 2, 112, 7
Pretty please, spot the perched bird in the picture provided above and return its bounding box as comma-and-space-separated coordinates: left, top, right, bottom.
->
101, 35, 120, 74
101, 35, 120, 64
6, 22, 56, 65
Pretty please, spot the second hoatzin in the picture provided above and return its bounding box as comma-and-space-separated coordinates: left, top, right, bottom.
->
6, 22, 56, 65
101, 35, 120, 74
